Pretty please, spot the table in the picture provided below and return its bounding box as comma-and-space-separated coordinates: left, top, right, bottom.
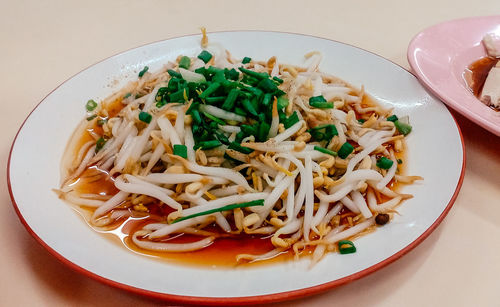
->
1, 1, 499, 306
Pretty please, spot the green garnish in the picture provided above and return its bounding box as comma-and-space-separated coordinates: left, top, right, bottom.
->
238, 67, 269, 80
242, 57, 251, 64
167, 69, 182, 78
179, 56, 191, 69
203, 112, 226, 125
123, 93, 132, 99
199, 82, 221, 99
86, 99, 97, 111
283, 111, 300, 129
338, 240, 356, 254
173, 144, 188, 159
138, 66, 149, 78
309, 95, 327, 103
138, 111, 152, 124
376, 157, 394, 169
86, 114, 97, 121
394, 120, 412, 135
95, 137, 106, 152
387, 115, 398, 122
97, 118, 107, 126
229, 142, 254, 154
338, 142, 354, 159
358, 119, 366, 124
198, 50, 213, 63
397, 159, 403, 164
194, 140, 222, 150
221, 88, 240, 110
172, 199, 264, 224
314, 146, 337, 156
309, 101, 334, 109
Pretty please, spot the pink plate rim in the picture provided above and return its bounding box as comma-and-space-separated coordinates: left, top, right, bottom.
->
407, 15, 500, 136
7, 30, 466, 305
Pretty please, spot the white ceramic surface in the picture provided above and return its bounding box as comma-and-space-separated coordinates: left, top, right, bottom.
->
8, 31, 464, 304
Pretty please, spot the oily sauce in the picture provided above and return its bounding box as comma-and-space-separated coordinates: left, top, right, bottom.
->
464, 57, 499, 97
66, 89, 407, 268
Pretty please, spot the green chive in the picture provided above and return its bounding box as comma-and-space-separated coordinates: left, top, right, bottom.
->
138, 111, 152, 124
273, 76, 284, 84
314, 146, 337, 156
397, 159, 403, 164
224, 68, 240, 80
277, 96, 289, 109
376, 157, 394, 170
229, 142, 254, 154
261, 93, 272, 107
191, 109, 202, 124
86, 114, 97, 121
309, 95, 327, 103
198, 50, 213, 63
205, 96, 226, 103
233, 107, 246, 116
309, 100, 334, 109
338, 240, 356, 254
241, 99, 258, 116
169, 89, 185, 102
394, 120, 412, 135
221, 88, 239, 110
257, 78, 278, 93
202, 112, 225, 125
214, 131, 230, 145
199, 82, 221, 99
86, 99, 98, 111
95, 137, 106, 152
242, 57, 251, 64
172, 199, 264, 224
167, 69, 182, 78
387, 115, 398, 122
310, 130, 326, 141
173, 144, 188, 159
195, 140, 222, 150
257, 122, 270, 142
238, 67, 269, 80
283, 111, 299, 129
123, 93, 132, 99
97, 119, 107, 126
358, 119, 366, 124
138, 66, 149, 78
179, 56, 191, 69
338, 142, 354, 159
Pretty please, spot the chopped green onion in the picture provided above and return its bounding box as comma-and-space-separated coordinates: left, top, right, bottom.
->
277, 96, 289, 109
338, 240, 356, 254
224, 68, 240, 80
221, 88, 240, 110
283, 111, 300, 129
358, 119, 366, 124
86, 99, 98, 111
97, 119, 107, 126
169, 89, 186, 102
314, 146, 337, 156
238, 67, 269, 80
273, 76, 284, 84
202, 112, 225, 125
205, 96, 226, 103
257, 122, 270, 142
191, 109, 202, 124
309, 95, 327, 103
179, 56, 191, 69
95, 137, 106, 152
199, 82, 221, 99
241, 99, 258, 116
338, 142, 354, 159
397, 159, 403, 164
138, 66, 149, 78
172, 199, 264, 224
86, 114, 97, 121
173, 144, 188, 159
229, 142, 254, 154
167, 69, 182, 78
198, 50, 213, 63
387, 115, 398, 122
310, 130, 325, 141
195, 140, 222, 150
394, 120, 412, 135
233, 107, 246, 116
376, 157, 394, 169
214, 131, 230, 145
123, 93, 132, 99
138, 111, 152, 124
257, 78, 278, 93
309, 100, 334, 109
242, 57, 251, 64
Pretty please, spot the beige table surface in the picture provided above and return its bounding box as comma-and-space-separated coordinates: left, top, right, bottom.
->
2, 1, 500, 306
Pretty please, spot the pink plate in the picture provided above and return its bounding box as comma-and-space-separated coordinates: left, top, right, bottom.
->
408, 16, 500, 136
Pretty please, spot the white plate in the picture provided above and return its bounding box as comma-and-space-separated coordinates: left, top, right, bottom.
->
8, 31, 464, 305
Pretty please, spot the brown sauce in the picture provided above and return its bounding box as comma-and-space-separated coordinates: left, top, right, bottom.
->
65, 88, 408, 268
464, 57, 499, 97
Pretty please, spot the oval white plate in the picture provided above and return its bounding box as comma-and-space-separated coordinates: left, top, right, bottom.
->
8, 31, 464, 305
